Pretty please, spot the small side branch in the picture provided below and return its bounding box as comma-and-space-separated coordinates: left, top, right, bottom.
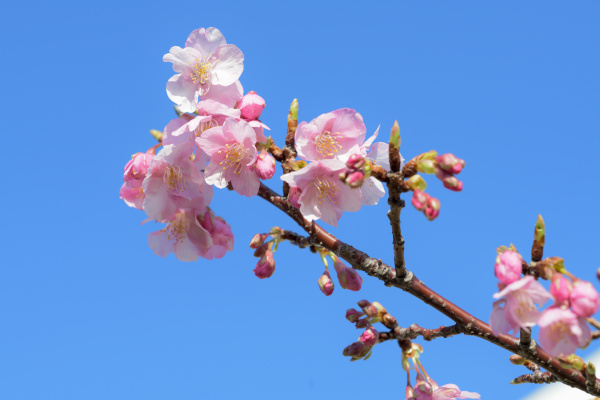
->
378, 324, 463, 343
511, 371, 558, 385
387, 172, 407, 279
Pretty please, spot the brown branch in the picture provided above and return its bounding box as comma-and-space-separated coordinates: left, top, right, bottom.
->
255, 182, 600, 397
378, 324, 463, 343
387, 172, 407, 279
511, 371, 558, 385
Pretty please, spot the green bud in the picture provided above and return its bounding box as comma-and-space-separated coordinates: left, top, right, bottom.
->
535, 214, 545, 243
545, 257, 567, 274
389, 121, 400, 149
149, 129, 163, 142
416, 159, 436, 174
587, 362, 595, 377
408, 175, 427, 191
289, 99, 298, 121
419, 150, 438, 161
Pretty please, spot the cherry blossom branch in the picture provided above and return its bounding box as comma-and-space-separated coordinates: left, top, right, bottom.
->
511, 371, 558, 385
386, 122, 407, 279
255, 182, 600, 397
377, 323, 463, 343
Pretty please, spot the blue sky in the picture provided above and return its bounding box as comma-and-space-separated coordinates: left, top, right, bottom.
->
2, 1, 600, 399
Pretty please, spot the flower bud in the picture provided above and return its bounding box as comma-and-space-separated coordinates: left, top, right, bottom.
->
382, 313, 397, 329
407, 175, 427, 191
416, 159, 436, 174
346, 154, 366, 170
362, 305, 378, 318
411, 189, 428, 211
123, 152, 153, 182
249, 233, 269, 249
424, 196, 441, 221
509, 355, 526, 365
253, 150, 276, 180
343, 341, 369, 358
287, 186, 302, 208
494, 250, 522, 285
435, 153, 465, 175
355, 317, 370, 329
333, 259, 362, 291
359, 327, 379, 346
318, 270, 334, 296
253, 250, 275, 279
570, 281, 600, 318
435, 169, 463, 191
346, 308, 364, 323
237, 91, 266, 120
557, 354, 585, 370
345, 171, 365, 188
550, 274, 573, 305
356, 300, 371, 308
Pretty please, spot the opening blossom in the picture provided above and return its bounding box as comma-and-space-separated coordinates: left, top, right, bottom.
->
196, 118, 260, 197
538, 306, 591, 357
164, 27, 244, 112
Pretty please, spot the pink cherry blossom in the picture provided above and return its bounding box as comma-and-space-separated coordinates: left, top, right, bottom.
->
196, 118, 260, 197
538, 306, 591, 356
295, 108, 366, 162
333, 258, 362, 291
318, 270, 334, 296
120, 180, 144, 210
494, 250, 522, 285
490, 276, 552, 336
287, 186, 302, 208
164, 27, 244, 112
197, 209, 234, 260
410, 377, 480, 400
148, 208, 213, 262
280, 159, 361, 226
124, 153, 153, 182
253, 149, 276, 180
570, 281, 600, 318
142, 144, 214, 221
550, 274, 573, 306
237, 91, 265, 120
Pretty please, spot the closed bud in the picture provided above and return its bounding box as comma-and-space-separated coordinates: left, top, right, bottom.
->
408, 175, 427, 191
318, 270, 334, 296
249, 233, 269, 249
416, 159, 436, 174
253, 250, 275, 279
382, 313, 397, 329
435, 169, 463, 191
345, 171, 365, 188
237, 91, 266, 121
424, 196, 441, 221
357, 300, 371, 308
343, 341, 369, 359
359, 327, 379, 346
346, 154, 366, 170
333, 260, 363, 291
362, 305, 378, 318
355, 317, 370, 329
557, 354, 585, 370
370, 301, 387, 318
287, 186, 302, 208
435, 153, 465, 174
509, 355, 526, 365
346, 308, 364, 323
570, 281, 600, 318
588, 362, 596, 377
253, 150, 276, 180
411, 189, 428, 211
550, 274, 573, 305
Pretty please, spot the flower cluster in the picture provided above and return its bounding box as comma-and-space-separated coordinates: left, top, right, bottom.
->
120, 27, 277, 261
281, 109, 394, 226
489, 245, 600, 357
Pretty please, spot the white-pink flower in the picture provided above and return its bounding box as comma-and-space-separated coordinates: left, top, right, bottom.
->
164, 27, 244, 112
295, 108, 366, 162
489, 275, 552, 336
197, 209, 234, 260
148, 208, 213, 262
280, 159, 361, 226
196, 118, 259, 197
538, 306, 591, 357
120, 180, 144, 210
142, 144, 213, 221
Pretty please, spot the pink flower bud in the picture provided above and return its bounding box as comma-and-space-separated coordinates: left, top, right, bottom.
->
362, 305, 378, 318
346, 308, 364, 323
570, 281, 600, 318
424, 196, 441, 221
356, 300, 371, 308
435, 169, 463, 192
342, 341, 369, 358
494, 250, 523, 285
346, 154, 366, 170
318, 270, 334, 296
359, 327, 379, 346
550, 274, 573, 305
345, 171, 365, 188
253, 250, 275, 279
237, 91, 266, 121
287, 186, 302, 208
253, 150, 276, 180
436, 153, 465, 175
249, 233, 269, 249
333, 259, 362, 291
412, 189, 428, 211
123, 152, 153, 182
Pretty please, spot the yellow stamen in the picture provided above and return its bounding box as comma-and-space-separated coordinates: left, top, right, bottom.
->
315, 131, 343, 158
164, 212, 190, 244
163, 166, 185, 193
314, 176, 339, 205
218, 143, 247, 174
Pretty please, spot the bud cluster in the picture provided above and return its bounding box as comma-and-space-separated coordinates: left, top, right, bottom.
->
249, 227, 284, 279
339, 154, 370, 189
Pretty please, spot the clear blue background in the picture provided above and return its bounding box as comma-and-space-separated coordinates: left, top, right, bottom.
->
2, 1, 599, 399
